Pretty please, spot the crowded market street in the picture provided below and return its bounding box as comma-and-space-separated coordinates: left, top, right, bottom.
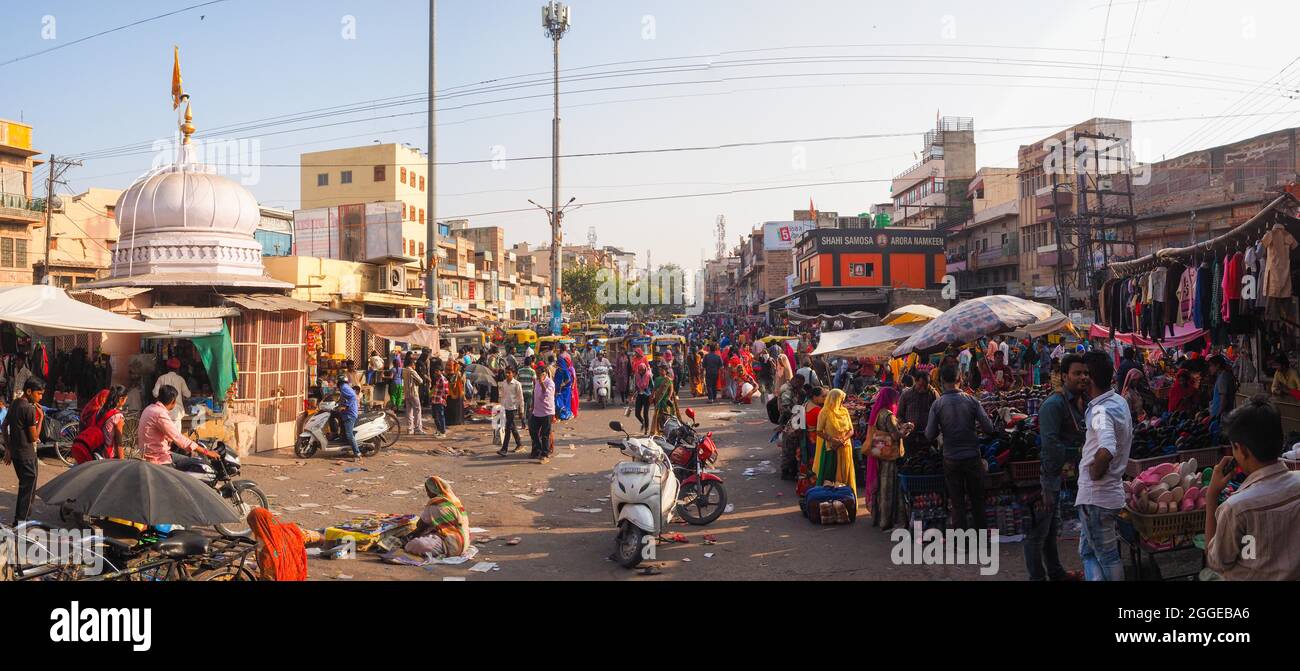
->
2, 394, 1077, 581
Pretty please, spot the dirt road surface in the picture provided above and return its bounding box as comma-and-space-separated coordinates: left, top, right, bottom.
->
1, 395, 1082, 581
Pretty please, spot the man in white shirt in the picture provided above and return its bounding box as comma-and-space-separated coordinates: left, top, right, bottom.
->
152, 358, 191, 434
957, 348, 972, 378
1074, 351, 1133, 582
998, 338, 1010, 363
496, 367, 525, 456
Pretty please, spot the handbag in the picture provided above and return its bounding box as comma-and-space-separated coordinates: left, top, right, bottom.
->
865, 421, 903, 462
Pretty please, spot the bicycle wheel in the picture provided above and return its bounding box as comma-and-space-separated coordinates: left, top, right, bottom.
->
119, 415, 142, 459
379, 410, 401, 448
55, 420, 80, 467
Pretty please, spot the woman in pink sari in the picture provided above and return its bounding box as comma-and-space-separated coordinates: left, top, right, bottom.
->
863, 384, 901, 515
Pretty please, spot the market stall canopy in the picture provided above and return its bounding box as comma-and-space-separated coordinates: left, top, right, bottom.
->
139, 306, 238, 338
1007, 311, 1077, 339
0, 285, 161, 337
881, 304, 944, 326
1087, 323, 1207, 350
358, 318, 441, 351
892, 295, 1062, 357
811, 322, 924, 358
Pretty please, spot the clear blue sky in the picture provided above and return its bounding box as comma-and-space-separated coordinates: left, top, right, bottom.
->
3, 0, 1298, 273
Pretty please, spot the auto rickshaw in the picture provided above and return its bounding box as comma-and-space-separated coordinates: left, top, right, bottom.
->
650, 334, 685, 363
505, 328, 538, 354
628, 335, 653, 359
537, 335, 576, 357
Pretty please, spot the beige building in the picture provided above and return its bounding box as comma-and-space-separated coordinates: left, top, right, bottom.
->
32, 187, 122, 287
891, 116, 977, 230
0, 119, 43, 286
300, 143, 430, 265
1016, 118, 1133, 302
962, 168, 1020, 297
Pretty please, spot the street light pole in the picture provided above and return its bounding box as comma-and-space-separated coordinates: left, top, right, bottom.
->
543, 1, 571, 336
426, 0, 438, 328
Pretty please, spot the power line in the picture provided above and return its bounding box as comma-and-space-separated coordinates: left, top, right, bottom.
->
1091, 0, 1115, 114
1106, 2, 1143, 114
0, 0, 232, 69
66, 51, 1296, 161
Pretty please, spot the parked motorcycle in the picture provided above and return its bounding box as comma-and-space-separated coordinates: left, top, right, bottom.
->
660, 408, 727, 525
174, 440, 267, 537
607, 420, 680, 569
591, 364, 612, 409
295, 400, 395, 458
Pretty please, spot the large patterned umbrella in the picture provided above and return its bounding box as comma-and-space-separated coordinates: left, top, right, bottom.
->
891, 296, 1065, 357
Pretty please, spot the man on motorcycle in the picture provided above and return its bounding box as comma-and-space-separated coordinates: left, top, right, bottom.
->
336, 376, 362, 460
139, 385, 216, 469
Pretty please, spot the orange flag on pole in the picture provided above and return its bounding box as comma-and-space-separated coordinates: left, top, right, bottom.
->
171, 46, 184, 109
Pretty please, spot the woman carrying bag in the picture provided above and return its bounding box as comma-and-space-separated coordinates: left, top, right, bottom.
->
863, 385, 913, 531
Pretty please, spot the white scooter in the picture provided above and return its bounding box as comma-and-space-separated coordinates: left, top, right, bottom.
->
607, 420, 680, 569
591, 363, 612, 409
295, 400, 395, 458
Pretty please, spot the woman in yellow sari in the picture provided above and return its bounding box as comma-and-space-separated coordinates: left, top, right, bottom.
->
811, 389, 856, 500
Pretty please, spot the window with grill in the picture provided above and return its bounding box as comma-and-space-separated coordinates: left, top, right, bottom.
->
400, 167, 407, 183
374, 165, 386, 182
341, 170, 353, 184
1210, 149, 1225, 174
0, 238, 12, 267
317, 173, 328, 187
1233, 166, 1246, 194
16, 239, 26, 268
420, 176, 426, 191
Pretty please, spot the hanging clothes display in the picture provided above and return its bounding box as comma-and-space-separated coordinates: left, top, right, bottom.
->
1260, 223, 1297, 299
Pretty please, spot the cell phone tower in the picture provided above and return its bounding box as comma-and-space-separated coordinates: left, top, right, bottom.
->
715, 215, 727, 260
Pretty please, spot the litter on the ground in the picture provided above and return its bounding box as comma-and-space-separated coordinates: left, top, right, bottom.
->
514, 494, 536, 501
390, 490, 412, 496
343, 467, 368, 473
506, 538, 522, 546
274, 476, 290, 481
443, 577, 466, 581
555, 453, 575, 459
704, 553, 715, 558
723, 504, 735, 513
572, 507, 602, 513
468, 562, 498, 573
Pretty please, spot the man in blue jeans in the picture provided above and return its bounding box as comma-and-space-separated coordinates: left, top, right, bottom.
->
337, 376, 362, 460
1025, 353, 1087, 581
1075, 351, 1132, 581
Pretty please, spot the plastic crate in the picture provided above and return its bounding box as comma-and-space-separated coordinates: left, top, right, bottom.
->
1125, 453, 1178, 479
1123, 506, 1206, 544
1008, 460, 1041, 484
898, 473, 946, 496
1177, 447, 1222, 470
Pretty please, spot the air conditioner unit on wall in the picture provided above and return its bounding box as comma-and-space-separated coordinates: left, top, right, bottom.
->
378, 264, 407, 293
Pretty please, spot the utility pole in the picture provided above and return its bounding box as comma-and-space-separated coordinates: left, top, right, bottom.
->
425, 0, 438, 328
543, 1, 572, 336
40, 154, 82, 286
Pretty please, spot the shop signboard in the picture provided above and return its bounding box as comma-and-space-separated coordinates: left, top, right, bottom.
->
763, 221, 817, 251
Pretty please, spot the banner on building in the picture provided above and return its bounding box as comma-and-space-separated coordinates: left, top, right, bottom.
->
763, 221, 818, 251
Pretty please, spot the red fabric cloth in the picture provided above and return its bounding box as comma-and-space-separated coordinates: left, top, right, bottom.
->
248, 508, 308, 581
1222, 252, 1244, 322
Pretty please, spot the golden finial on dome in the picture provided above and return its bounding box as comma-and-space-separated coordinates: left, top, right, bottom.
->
181, 99, 195, 145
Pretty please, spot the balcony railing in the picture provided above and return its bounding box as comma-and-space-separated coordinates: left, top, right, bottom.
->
971, 240, 1020, 269
0, 193, 45, 222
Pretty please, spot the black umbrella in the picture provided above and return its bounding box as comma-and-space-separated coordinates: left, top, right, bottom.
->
36, 460, 241, 527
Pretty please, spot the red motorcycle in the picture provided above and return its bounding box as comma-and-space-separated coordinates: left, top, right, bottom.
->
661, 409, 728, 525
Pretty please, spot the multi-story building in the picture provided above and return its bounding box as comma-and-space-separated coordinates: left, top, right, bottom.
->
299, 143, 430, 266
255, 206, 294, 257
1130, 126, 1300, 255
702, 257, 740, 312
963, 168, 1021, 297
0, 119, 43, 286
869, 203, 895, 228
31, 187, 122, 287
891, 116, 977, 230
1016, 118, 1133, 303
793, 209, 841, 228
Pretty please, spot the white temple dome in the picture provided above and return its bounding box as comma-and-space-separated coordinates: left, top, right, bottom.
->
114, 166, 260, 237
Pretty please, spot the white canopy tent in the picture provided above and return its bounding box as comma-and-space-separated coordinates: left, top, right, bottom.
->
0, 285, 160, 337
810, 322, 924, 358
357, 318, 441, 351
